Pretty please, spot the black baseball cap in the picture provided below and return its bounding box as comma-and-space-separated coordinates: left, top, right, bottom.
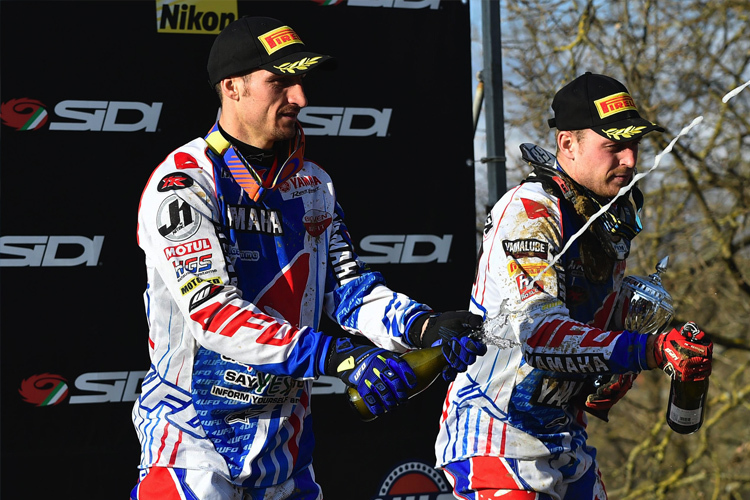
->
207, 16, 335, 87
548, 72, 664, 142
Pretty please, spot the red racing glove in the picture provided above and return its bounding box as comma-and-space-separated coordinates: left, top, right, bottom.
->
585, 372, 637, 413
653, 322, 713, 382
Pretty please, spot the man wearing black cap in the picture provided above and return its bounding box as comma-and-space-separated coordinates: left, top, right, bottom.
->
130, 16, 486, 500
434, 73, 713, 499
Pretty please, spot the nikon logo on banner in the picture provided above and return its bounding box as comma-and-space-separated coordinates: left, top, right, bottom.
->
156, 0, 237, 34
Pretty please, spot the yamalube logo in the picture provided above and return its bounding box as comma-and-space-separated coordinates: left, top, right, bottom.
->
359, 234, 452, 264
0, 235, 104, 267
298, 106, 392, 137
0, 98, 162, 132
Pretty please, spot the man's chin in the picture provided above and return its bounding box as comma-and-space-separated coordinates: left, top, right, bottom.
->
274, 127, 297, 143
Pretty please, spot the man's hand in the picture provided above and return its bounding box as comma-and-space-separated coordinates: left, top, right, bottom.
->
324, 337, 416, 416
653, 322, 713, 381
408, 311, 488, 381
583, 373, 637, 421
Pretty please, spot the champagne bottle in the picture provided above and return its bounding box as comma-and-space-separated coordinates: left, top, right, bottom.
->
666, 327, 711, 434
347, 345, 446, 422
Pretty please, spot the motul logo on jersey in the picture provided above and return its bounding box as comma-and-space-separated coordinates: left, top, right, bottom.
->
156, 0, 237, 34
0, 235, 104, 267
298, 106, 392, 137
348, 0, 440, 9
359, 234, 452, 264
164, 238, 212, 259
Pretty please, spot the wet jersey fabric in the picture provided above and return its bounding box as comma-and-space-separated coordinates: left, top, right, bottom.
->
133, 123, 429, 489
436, 178, 649, 474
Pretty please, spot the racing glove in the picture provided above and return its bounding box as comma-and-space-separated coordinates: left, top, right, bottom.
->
324, 337, 417, 416
653, 322, 713, 381
583, 372, 637, 422
408, 311, 487, 381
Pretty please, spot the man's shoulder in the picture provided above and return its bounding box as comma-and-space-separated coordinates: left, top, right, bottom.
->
156, 137, 213, 173
141, 137, 215, 196
299, 158, 333, 184
503, 181, 562, 208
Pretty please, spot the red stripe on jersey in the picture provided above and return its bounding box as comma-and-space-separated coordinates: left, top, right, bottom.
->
168, 429, 183, 466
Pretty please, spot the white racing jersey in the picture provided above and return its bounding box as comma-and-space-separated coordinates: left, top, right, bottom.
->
436, 179, 649, 471
133, 123, 429, 488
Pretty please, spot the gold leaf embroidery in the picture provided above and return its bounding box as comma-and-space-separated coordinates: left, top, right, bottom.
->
274, 57, 322, 74
602, 125, 647, 141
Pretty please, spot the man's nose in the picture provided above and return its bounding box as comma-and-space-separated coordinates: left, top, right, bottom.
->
620, 145, 638, 168
288, 83, 307, 108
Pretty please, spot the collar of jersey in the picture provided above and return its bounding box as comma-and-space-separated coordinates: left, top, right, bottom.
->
205, 122, 305, 202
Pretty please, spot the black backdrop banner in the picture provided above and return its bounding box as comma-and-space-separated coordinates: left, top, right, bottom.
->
0, 1, 474, 498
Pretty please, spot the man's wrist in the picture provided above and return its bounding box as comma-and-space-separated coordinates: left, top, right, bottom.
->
406, 312, 431, 347
645, 334, 657, 369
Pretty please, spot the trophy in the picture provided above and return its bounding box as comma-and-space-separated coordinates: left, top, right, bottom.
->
609, 256, 674, 334
581, 257, 675, 421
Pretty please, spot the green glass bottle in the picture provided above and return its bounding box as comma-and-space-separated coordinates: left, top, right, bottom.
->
667, 377, 709, 434
666, 327, 711, 434
347, 345, 446, 421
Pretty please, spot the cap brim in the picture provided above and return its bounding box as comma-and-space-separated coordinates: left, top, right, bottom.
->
260, 53, 336, 75
593, 117, 665, 142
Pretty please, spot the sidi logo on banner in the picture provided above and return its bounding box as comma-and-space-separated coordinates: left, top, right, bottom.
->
0, 98, 162, 132
0, 235, 104, 267
298, 106, 392, 137
372, 461, 453, 500
18, 371, 147, 406
359, 234, 453, 264
18, 371, 346, 406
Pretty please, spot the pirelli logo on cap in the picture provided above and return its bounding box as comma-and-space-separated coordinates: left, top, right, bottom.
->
259, 26, 303, 55
594, 92, 637, 119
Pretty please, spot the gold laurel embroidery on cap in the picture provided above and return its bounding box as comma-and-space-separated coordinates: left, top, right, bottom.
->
274, 57, 322, 74
602, 125, 647, 140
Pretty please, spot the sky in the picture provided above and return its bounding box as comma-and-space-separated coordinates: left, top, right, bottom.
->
468, 0, 500, 230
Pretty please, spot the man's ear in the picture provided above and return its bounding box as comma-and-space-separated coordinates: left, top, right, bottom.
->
219, 77, 242, 102
556, 130, 576, 161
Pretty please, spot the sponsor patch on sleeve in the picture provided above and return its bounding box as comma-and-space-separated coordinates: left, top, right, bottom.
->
508, 262, 556, 302
502, 239, 549, 259
158, 173, 194, 192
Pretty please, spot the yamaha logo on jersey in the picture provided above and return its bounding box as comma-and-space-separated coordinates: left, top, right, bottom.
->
531, 376, 587, 408
226, 205, 284, 235
372, 460, 453, 500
